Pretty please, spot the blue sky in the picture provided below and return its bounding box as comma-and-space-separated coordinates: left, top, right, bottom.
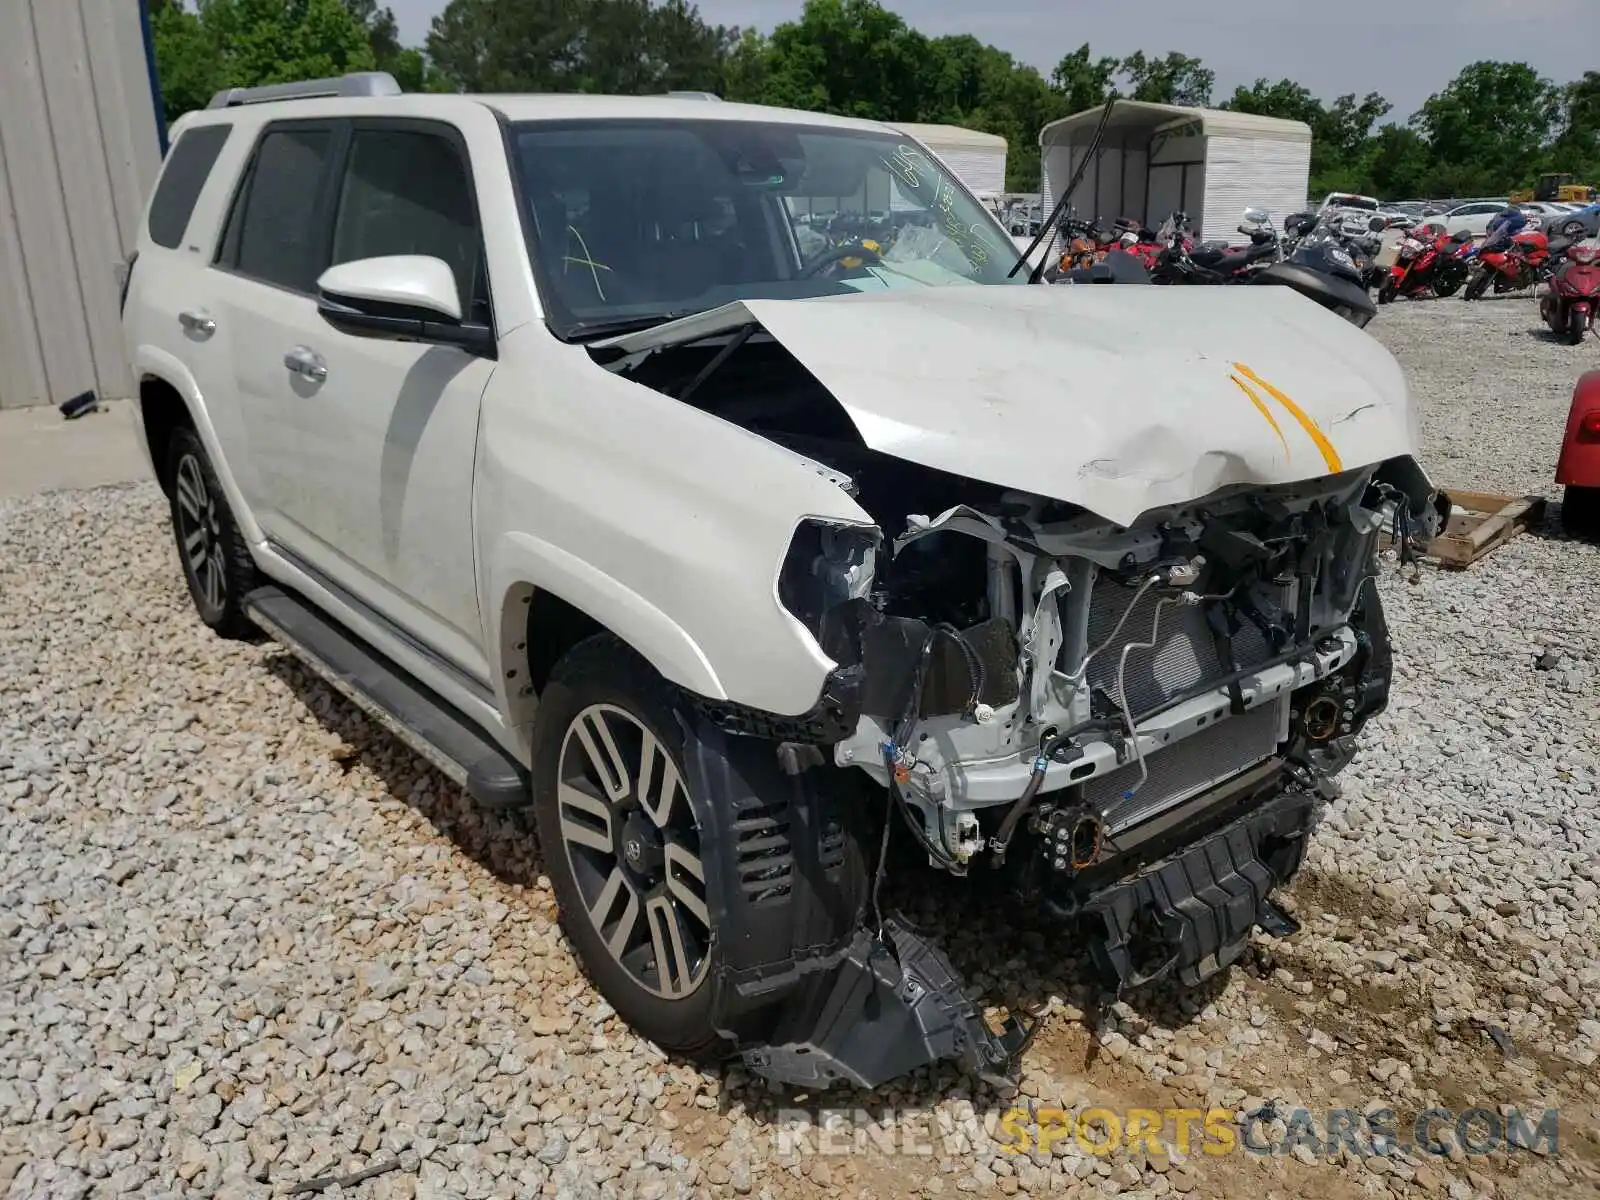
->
386, 0, 1597, 122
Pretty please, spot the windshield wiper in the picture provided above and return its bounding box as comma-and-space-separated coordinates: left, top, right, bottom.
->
1009, 95, 1120, 284
564, 311, 697, 343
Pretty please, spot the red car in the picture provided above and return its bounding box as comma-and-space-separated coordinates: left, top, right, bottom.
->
1556, 370, 1600, 536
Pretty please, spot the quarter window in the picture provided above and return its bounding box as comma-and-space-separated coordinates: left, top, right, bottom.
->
148, 124, 232, 249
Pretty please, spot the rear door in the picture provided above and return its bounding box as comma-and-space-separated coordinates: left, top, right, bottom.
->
207, 120, 343, 544
261, 117, 497, 681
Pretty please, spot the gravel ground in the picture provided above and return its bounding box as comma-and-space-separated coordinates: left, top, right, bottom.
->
2, 296, 1599, 1200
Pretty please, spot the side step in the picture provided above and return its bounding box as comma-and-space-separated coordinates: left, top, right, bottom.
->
244, 586, 529, 809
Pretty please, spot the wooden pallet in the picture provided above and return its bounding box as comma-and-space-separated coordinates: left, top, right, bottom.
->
1422, 489, 1547, 569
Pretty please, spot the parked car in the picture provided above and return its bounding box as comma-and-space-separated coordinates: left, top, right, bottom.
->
1518, 201, 1579, 229
1440, 200, 1513, 237
1554, 201, 1600, 240
121, 72, 1437, 1092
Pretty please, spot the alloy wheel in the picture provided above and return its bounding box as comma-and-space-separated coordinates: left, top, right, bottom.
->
174, 453, 227, 616
555, 704, 711, 999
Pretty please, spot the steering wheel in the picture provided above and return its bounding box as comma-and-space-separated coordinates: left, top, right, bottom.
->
800, 241, 883, 278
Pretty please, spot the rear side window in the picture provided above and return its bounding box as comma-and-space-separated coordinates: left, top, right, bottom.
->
147, 125, 232, 249
224, 127, 335, 292
330, 127, 487, 322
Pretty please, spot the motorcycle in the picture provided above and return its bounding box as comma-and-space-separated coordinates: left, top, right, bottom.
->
1463, 228, 1551, 299
1379, 226, 1473, 302
1540, 239, 1600, 343
1251, 211, 1380, 328
1150, 207, 1282, 284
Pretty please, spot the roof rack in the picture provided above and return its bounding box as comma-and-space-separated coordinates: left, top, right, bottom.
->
665, 91, 721, 101
206, 71, 401, 110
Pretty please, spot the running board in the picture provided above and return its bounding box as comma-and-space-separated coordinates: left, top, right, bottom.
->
244, 586, 529, 809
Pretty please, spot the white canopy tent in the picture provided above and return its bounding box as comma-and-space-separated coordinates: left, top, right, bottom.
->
1038, 102, 1311, 240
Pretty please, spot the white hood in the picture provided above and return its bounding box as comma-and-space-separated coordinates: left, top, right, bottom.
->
599, 284, 1420, 527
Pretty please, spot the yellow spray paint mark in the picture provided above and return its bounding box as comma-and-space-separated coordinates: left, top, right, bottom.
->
1229, 374, 1290, 460
1232, 362, 1343, 473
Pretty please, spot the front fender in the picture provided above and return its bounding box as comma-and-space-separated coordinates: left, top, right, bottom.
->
131, 345, 264, 547
1556, 370, 1600, 488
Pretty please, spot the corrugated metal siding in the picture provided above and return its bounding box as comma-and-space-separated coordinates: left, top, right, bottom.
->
925, 146, 1006, 197
1201, 135, 1311, 243
0, 0, 160, 409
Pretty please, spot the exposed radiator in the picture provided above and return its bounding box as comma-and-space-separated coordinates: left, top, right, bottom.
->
1083, 580, 1280, 716
1088, 697, 1286, 834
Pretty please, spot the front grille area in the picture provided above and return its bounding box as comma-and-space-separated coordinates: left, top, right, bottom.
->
1088, 697, 1286, 833
1083, 580, 1280, 716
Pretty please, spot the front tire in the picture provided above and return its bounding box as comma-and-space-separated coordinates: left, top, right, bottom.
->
1378, 278, 1397, 305
531, 635, 722, 1059
1464, 270, 1490, 301
1562, 486, 1600, 538
165, 425, 259, 639
1569, 307, 1588, 346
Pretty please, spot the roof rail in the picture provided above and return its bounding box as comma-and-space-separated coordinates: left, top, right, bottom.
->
665, 90, 721, 101
206, 71, 401, 109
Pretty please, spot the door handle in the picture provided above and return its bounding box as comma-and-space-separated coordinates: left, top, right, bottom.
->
283, 346, 327, 382
178, 309, 215, 336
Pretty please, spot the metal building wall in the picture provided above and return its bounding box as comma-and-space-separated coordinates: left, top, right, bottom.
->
0, 0, 162, 410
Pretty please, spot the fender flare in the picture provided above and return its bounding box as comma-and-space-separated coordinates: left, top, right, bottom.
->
486, 530, 729, 740
132, 346, 265, 547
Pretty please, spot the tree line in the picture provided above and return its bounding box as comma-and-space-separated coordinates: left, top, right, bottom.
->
151, 0, 1600, 200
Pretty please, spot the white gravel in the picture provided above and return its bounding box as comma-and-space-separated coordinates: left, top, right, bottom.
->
2, 296, 1598, 1199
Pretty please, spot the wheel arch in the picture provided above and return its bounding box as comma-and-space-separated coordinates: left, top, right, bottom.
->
130, 347, 264, 547
487, 531, 732, 760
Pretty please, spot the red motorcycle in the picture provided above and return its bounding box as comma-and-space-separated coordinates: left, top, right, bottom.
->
1540, 240, 1600, 343
1463, 228, 1551, 299
1379, 226, 1472, 302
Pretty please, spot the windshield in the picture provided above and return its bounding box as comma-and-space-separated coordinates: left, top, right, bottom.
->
507, 118, 1023, 338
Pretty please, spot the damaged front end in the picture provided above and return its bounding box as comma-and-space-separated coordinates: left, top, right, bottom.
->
591, 299, 1435, 1093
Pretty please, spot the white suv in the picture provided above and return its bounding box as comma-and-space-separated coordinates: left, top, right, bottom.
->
123, 72, 1436, 1091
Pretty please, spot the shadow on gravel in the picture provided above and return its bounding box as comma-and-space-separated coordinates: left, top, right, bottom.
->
260, 646, 1250, 1123
261, 651, 547, 895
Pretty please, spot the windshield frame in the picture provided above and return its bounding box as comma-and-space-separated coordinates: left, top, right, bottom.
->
500, 115, 1024, 342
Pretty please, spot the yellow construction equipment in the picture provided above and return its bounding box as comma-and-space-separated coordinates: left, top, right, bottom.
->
1509, 173, 1598, 204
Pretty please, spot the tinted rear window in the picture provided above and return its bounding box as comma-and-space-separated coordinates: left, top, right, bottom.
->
230, 127, 335, 292
148, 125, 232, 249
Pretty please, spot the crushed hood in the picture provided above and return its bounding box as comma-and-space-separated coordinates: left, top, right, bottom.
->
597, 284, 1420, 527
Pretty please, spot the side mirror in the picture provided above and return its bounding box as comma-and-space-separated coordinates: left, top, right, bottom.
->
316, 255, 492, 355
1241, 206, 1269, 226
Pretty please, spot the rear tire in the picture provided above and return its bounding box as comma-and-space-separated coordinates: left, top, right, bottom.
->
1432, 278, 1461, 299
1562, 486, 1600, 539
530, 634, 723, 1061
165, 425, 259, 639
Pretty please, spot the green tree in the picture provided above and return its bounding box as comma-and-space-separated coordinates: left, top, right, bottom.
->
1368, 124, 1433, 199
1049, 43, 1118, 114
1116, 50, 1212, 107
151, 2, 223, 122
1412, 61, 1560, 194
153, 0, 377, 121
1550, 71, 1600, 179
